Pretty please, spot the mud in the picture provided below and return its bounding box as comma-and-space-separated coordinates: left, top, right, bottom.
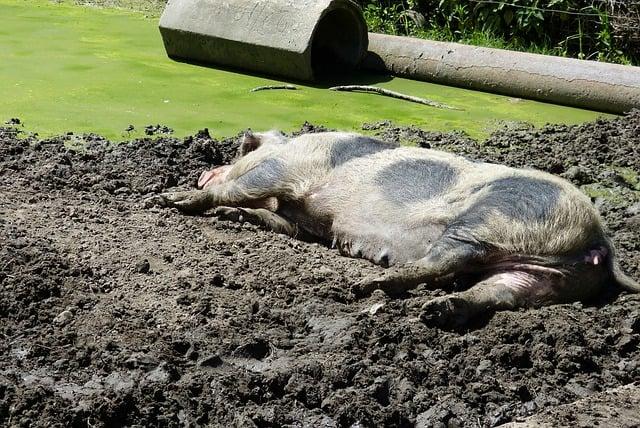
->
1, 113, 639, 427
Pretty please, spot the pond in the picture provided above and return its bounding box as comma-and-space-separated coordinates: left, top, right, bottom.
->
0, 0, 611, 140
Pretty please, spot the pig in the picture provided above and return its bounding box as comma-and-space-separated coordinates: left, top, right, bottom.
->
155, 130, 640, 325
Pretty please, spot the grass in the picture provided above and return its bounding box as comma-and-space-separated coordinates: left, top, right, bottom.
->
418, 29, 555, 55
71, 0, 164, 17
413, 28, 635, 64
0, 0, 613, 141
362, 3, 637, 66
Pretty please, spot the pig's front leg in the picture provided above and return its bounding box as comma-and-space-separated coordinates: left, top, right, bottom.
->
157, 188, 216, 214
160, 159, 287, 215
354, 233, 486, 296
159, 182, 251, 214
214, 207, 298, 237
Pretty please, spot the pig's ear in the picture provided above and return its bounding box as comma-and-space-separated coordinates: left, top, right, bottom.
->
240, 130, 262, 156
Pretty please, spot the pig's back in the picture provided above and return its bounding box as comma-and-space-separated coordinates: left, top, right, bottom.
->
308, 146, 604, 264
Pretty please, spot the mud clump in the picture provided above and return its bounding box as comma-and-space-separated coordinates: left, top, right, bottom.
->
1, 116, 639, 427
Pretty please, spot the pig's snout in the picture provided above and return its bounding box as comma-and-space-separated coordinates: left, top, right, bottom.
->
198, 165, 232, 189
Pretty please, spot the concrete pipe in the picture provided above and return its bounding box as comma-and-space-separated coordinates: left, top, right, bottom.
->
364, 33, 640, 114
159, 0, 368, 81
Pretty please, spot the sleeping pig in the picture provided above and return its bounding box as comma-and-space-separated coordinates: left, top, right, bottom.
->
156, 131, 639, 325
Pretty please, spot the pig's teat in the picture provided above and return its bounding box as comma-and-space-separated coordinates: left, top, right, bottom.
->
584, 246, 608, 265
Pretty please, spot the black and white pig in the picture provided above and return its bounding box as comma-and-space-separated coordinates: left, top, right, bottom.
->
156, 131, 639, 325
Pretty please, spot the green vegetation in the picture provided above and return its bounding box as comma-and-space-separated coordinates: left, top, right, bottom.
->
360, 0, 640, 65
582, 167, 640, 206
615, 167, 640, 191
70, 0, 164, 17
582, 183, 635, 206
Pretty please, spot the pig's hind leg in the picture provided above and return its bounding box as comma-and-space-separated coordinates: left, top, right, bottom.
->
420, 257, 609, 327
419, 270, 554, 326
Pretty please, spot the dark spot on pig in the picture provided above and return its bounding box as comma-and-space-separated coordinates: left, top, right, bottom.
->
375, 250, 390, 267
329, 136, 396, 168
459, 176, 561, 226
425, 232, 489, 269
376, 159, 458, 204
236, 158, 286, 190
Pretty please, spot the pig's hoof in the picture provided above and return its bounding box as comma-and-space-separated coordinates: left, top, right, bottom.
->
144, 195, 167, 209
352, 276, 382, 297
214, 206, 247, 223
420, 295, 470, 327
353, 272, 405, 297
160, 190, 210, 214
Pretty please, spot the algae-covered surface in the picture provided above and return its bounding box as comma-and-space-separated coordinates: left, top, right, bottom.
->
1, 0, 612, 140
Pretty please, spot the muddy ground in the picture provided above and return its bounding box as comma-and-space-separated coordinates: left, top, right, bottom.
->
1, 113, 639, 427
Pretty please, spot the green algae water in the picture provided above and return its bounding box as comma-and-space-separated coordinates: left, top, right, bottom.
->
0, 0, 612, 140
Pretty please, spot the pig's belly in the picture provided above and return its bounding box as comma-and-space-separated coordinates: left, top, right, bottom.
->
330, 215, 446, 267
306, 182, 448, 266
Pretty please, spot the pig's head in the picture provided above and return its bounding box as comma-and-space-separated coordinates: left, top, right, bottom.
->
197, 130, 285, 212
198, 130, 288, 189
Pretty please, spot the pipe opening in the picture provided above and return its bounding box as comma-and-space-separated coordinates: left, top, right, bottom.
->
311, 8, 365, 77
